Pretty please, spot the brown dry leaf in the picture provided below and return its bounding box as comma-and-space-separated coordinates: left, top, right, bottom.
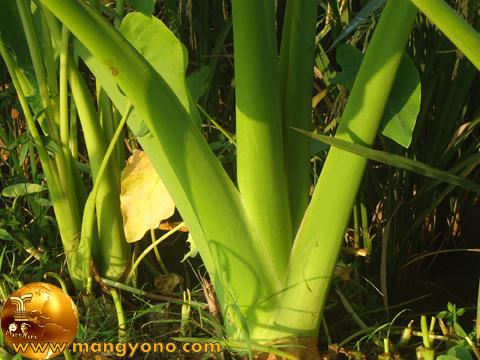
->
319, 344, 338, 360
0, 138, 8, 163
11, 107, 19, 119
120, 150, 175, 242
159, 221, 188, 232
253, 338, 323, 360
334, 262, 352, 282
154, 273, 184, 293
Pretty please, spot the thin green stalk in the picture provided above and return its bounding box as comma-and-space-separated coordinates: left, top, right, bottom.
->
16, 0, 59, 145
44, 272, 68, 293
59, 25, 71, 148
264, 0, 418, 341
197, 104, 236, 146
78, 101, 133, 285
151, 228, 168, 274
126, 222, 185, 285
0, 34, 82, 290
61, 37, 130, 280
40, 9, 60, 125
115, 0, 125, 29
69, 55, 79, 162
112, 105, 125, 170
109, 288, 130, 343
16, 0, 81, 235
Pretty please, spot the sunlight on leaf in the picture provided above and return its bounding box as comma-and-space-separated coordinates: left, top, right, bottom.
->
331, 44, 420, 148
120, 150, 175, 243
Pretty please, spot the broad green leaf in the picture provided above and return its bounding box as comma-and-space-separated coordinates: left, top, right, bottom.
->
120, 13, 202, 129
438, 356, 461, 360
295, 129, 480, 193
328, 0, 387, 51
334, 45, 364, 91
120, 150, 175, 243
448, 302, 455, 313
446, 346, 473, 360
185, 66, 210, 103
329, 71, 348, 88
181, 233, 198, 262
457, 308, 466, 316
437, 311, 450, 319
379, 52, 421, 148
127, 0, 155, 17
0, 228, 14, 241
2, 183, 47, 197
454, 322, 468, 338
331, 44, 420, 147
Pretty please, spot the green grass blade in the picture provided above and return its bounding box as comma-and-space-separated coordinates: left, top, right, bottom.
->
295, 129, 480, 193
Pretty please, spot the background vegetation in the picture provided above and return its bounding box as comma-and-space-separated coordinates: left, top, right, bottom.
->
1, 0, 480, 359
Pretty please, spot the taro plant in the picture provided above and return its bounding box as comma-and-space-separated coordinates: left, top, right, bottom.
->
2, 0, 480, 355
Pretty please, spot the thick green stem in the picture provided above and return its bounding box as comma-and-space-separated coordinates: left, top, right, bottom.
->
262, 0, 418, 341
232, 0, 292, 280
279, 0, 318, 233
40, 0, 282, 341
78, 101, 132, 285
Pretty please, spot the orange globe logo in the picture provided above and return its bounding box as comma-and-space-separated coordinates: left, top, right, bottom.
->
1, 282, 79, 359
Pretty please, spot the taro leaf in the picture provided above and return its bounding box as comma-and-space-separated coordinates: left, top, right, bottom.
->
438, 356, 461, 360
333, 45, 364, 91
379, 52, 421, 148
328, 0, 387, 51
446, 346, 474, 360
181, 233, 198, 262
294, 129, 480, 193
0, 228, 14, 241
332, 44, 420, 148
120, 149, 175, 243
329, 71, 348, 88
127, 0, 155, 17
186, 66, 210, 103
120, 13, 202, 130
2, 183, 47, 197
